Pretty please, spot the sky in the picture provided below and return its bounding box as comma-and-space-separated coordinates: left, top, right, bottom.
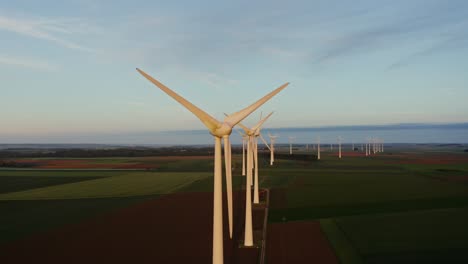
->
1, 0, 468, 143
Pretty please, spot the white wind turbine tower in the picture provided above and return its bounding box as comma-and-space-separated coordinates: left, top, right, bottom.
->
267, 133, 278, 165
289, 136, 295, 155
232, 112, 274, 246
365, 138, 369, 156
136, 68, 288, 263
338, 136, 342, 159
235, 112, 274, 204
317, 136, 321, 160
241, 135, 248, 176
373, 138, 377, 154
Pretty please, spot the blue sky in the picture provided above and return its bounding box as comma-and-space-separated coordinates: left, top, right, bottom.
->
1, 0, 468, 143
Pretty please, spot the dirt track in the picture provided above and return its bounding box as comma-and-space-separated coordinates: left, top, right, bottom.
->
0, 191, 260, 264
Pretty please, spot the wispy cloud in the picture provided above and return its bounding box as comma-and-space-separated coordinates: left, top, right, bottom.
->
0, 54, 58, 71
0, 14, 95, 52
312, 1, 468, 66
388, 33, 468, 69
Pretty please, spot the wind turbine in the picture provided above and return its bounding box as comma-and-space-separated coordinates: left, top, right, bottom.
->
269, 134, 278, 165
136, 68, 288, 263
373, 138, 377, 154
317, 136, 321, 160
267, 133, 278, 165
338, 136, 342, 159
235, 112, 274, 205
229, 112, 273, 247
365, 139, 369, 156
289, 136, 295, 155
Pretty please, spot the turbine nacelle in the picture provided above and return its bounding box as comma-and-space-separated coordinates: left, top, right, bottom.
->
210, 123, 233, 138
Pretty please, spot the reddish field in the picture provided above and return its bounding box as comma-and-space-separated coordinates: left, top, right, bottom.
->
8, 156, 214, 169
0, 191, 262, 264
10, 159, 150, 169
266, 221, 338, 264
328, 151, 367, 157
139, 156, 213, 161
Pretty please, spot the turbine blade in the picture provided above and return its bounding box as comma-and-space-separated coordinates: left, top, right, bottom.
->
137, 68, 220, 132
236, 122, 251, 133
223, 136, 233, 238
252, 111, 274, 132
224, 82, 289, 126
224, 113, 250, 134
236, 128, 245, 137
259, 133, 271, 151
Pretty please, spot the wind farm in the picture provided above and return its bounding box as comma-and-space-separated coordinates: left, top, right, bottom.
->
2, 1, 468, 264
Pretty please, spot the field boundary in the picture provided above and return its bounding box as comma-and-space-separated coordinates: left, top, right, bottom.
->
320, 218, 363, 264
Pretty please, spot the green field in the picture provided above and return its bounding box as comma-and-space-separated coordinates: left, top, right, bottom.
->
266, 147, 468, 263
0, 169, 212, 244
1, 145, 468, 263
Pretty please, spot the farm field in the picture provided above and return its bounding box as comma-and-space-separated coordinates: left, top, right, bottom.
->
0, 144, 467, 263
266, 145, 468, 263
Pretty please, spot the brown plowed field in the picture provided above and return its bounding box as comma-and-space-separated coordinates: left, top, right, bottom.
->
269, 188, 287, 209
266, 221, 338, 264
0, 191, 263, 264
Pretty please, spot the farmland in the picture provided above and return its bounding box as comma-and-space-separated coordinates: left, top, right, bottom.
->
0, 144, 468, 263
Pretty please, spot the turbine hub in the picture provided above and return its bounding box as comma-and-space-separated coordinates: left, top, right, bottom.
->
210, 122, 232, 137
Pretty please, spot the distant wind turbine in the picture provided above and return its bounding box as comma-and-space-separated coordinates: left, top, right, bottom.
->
265, 133, 278, 165
233, 112, 274, 247
338, 136, 342, 159
289, 136, 295, 155
317, 136, 321, 160
235, 112, 274, 204
365, 139, 369, 156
